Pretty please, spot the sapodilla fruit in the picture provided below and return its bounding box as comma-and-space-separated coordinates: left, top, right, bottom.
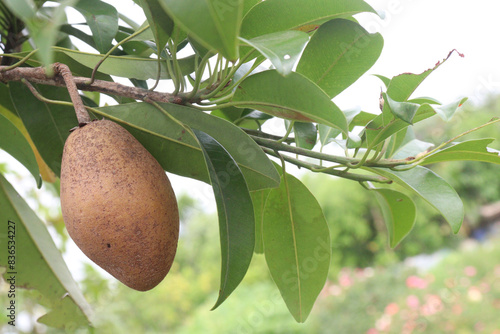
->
60, 119, 179, 291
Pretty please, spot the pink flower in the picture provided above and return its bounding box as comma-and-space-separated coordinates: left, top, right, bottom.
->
385, 302, 399, 316
420, 294, 443, 316
406, 295, 420, 310
464, 266, 477, 277
366, 328, 379, 334
339, 273, 352, 288
406, 275, 428, 289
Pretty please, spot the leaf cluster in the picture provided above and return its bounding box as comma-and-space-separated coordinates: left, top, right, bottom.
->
0, 0, 499, 328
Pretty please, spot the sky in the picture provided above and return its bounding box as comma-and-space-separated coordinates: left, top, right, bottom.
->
2, 0, 500, 296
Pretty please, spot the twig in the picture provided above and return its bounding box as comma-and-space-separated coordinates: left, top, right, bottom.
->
53, 63, 90, 125
261, 147, 392, 183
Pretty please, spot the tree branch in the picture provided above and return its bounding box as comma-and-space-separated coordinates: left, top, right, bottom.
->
0, 64, 192, 104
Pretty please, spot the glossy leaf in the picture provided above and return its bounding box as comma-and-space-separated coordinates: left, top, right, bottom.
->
60, 23, 97, 49
139, 0, 173, 52
241, 0, 376, 39
319, 107, 361, 146
0, 113, 41, 186
94, 102, 280, 190
364, 104, 436, 148
346, 133, 362, 149
251, 189, 271, 254
384, 124, 414, 159
384, 93, 420, 124
0, 173, 92, 330
192, 129, 254, 309
381, 50, 462, 122
243, 0, 261, 17
240, 30, 309, 76
0, 85, 56, 183
159, 0, 243, 60
370, 166, 464, 233
297, 19, 383, 98
5, 48, 110, 81
294, 122, 317, 149
392, 139, 434, 160
233, 70, 348, 133
318, 124, 341, 147
350, 111, 377, 129
9, 82, 79, 177
211, 107, 269, 129
422, 138, 500, 165
60, 47, 196, 80
365, 95, 466, 148
372, 188, 416, 248
263, 173, 330, 322
432, 97, 468, 122
73, 0, 119, 53
3, 0, 36, 20
23, 0, 76, 67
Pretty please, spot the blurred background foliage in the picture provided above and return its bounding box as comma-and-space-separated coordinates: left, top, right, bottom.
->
1, 98, 500, 333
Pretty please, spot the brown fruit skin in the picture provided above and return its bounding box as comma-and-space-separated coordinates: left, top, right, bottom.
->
60, 120, 179, 291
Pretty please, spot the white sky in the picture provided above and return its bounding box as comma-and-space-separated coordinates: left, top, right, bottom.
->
347, 0, 500, 110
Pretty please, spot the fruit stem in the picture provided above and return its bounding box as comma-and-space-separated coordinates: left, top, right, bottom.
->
53, 63, 91, 125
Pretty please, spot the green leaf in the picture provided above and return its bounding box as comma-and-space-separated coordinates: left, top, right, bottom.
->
363, 104, 436, 148
319, 107, 362, 146
243, 0, 261, 17
392, 138, 434, 160
422, 138, 500, 165
370, 166, 464, 233
233, 70, 348, 133
241, 0, 376, 39
73, 0, 119, 53
60, 23, 97, 49
384, 125, 414, 159
294, 122, 317, 149
5, 49, 111, 81
432, 97, 468, 122
159, 0, 243, 60
192, 129, 254, 309
250, 189, 271, 254
139, 0, 174, 52
374, 74, 390, 88
24, 0, 77, 67
59, 47, 196, 80
0, 113, 41, 187
408, 96, 441, 105
94, 102, 280, 190
3, 0, 36, 20
9, 82, 79, 177
240, 30, 309, 76
350, 111, 377, 129
381, 50, 462, 123
384, 93, 420, 124
297, 19, 383, 98
318, 124, 341, 147
211, 107, 269, 129
364, 95, 466, 149
263, 173, 330, 322
372, 188, 416, 248
346, 133, 362, 149
0, 173, 92, 330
